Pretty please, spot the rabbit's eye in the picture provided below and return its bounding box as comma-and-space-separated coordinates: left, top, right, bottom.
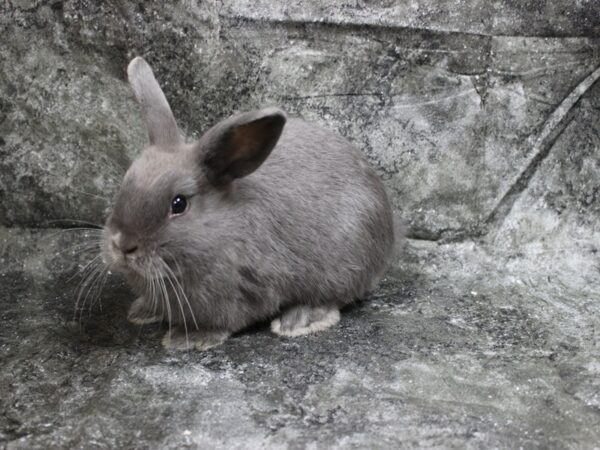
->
171, 195, 187, 215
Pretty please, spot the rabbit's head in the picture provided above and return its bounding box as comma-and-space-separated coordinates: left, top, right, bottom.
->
102, 57, 286, 279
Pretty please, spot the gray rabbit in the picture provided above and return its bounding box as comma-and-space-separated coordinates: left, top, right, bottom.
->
101, 57, 395, 350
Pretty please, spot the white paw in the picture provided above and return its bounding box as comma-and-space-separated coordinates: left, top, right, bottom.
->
271, 308, 340, 337
128, 315, 163, 325
161, 329, 230, 351
127, 296, 162, 325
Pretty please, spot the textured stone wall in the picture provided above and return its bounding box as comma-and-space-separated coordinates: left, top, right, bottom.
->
1, 0, 599, 242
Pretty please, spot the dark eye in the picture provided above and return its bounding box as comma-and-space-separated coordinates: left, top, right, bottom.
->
171, 195, 187, 215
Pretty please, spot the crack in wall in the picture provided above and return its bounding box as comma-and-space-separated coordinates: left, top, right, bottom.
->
222, 14, 492, 38
405, 63, 600, 243
220, 14, 600, 39
484, 63, 600, 231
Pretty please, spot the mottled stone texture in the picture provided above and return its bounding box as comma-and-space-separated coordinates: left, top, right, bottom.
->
1, 1, 599, 235
1, 1, 600, 449
1, 229, 599, 448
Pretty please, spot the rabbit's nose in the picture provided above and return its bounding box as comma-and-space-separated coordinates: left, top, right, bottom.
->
121, 243, 139, 255
112, 232, 139, 257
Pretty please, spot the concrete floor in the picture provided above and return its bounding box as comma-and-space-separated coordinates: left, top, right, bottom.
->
1, 228, 599, 449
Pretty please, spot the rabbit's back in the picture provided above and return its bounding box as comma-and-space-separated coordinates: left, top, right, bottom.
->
237, 119, 394, 307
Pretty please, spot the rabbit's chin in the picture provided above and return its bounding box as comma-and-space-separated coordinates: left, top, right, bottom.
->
122, 259, 166, 281
102, 249, 165, 282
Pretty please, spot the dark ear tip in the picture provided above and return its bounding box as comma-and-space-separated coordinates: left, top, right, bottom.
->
262, 106, 286, 119
260, 107, 287, 130
262, 106, 286, 117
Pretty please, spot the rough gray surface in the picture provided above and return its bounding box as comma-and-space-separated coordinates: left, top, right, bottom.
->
1, 228, 599, 448
1, 1, 599, 236
1, 0, 600, 448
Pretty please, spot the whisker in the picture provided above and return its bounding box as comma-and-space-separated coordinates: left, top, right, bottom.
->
137, 269, 158, 329
163, 252, 198, 331
81, 261, 105, 315
160, 258, 189, 349
44, 219, 103, 229
150, 279, 160, 322
47, 227, 104, 235
68, 253, 103, 285
46, 230, 103, 247
162, 273, 174, 345
84, 264, 108, 319
153, 261, 172, 344
140, 273, 151, 326
160, 267, 174, 345
75, 260, 105, 323
90, 265, 109, 314
149, 267, 160, 322
73, 256, 102, 314
58, 243, 103, 262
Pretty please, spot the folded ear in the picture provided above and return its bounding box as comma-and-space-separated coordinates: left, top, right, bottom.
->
127, 57, 183, 147
199, 108, 287, 185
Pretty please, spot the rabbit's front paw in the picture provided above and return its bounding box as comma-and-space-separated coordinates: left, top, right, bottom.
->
127, 296, 162, 325
162, 328, 230, 351
271, 306, 340, 337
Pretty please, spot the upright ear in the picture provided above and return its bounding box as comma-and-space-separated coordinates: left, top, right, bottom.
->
199, 108, 287, 185
127, 57, 183, 147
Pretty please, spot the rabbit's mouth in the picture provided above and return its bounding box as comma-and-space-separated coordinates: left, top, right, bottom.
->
101, 228, 156, 278
114, 252, 176, 284
101, 241, 145, 276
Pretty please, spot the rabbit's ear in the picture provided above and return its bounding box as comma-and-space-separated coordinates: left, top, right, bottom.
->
127, 57, 183, 147
199, 108, 286, 184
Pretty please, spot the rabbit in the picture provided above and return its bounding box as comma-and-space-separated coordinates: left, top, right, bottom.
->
101, 56, 395, 351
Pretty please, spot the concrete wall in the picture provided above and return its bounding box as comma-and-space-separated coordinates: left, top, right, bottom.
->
1, 0, 599, 243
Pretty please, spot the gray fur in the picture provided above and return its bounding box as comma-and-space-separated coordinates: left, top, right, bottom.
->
102, 57, 395, 350
200, 108, 286, 184
127, 57, 183, 147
